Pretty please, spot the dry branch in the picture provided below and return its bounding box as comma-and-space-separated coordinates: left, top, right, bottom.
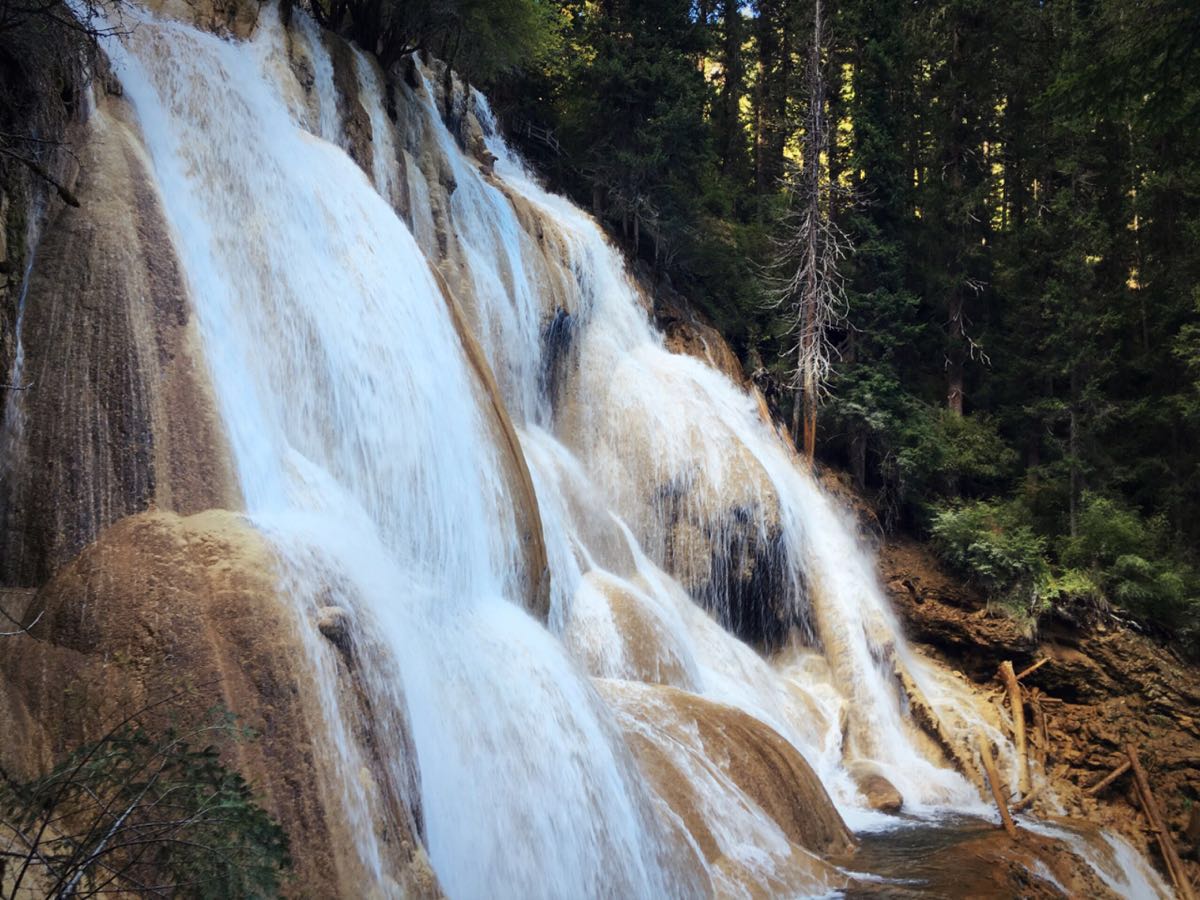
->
1126, 744, 1195, 900
977, 729, 1018, 838
999, 661, 1031, 795
1015, 658, 1050, 681
1011, 779, 1050, 813
1027, 688, 1049, 768
1084, 761, 1131, 796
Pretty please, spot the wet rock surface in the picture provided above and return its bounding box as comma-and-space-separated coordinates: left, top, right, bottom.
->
600, 678, 855, 898
848, 761, 904, 814
0, 97, 237, 587
838, 818, 1122, 899
0, 511, 440, 899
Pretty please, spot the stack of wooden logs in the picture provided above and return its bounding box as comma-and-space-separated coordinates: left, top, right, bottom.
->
977, 657, 1197, 900
976, 658, 1056, 838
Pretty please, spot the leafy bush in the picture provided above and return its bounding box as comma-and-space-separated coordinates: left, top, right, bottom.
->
931, 493, 1200, 647
1056, 493, 1200, 638
892, 407, 1019, 521
930, 499, 1049, 619
1060, 493, 1158, 569
0, 703, 290, 898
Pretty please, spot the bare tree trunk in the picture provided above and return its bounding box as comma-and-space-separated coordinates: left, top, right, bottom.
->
947, 286, 965, 415
766, 0, 850, 468
945, 21, 966, 417
1069, 365, 1079, 537
792, 389, 803, 447
799, 0, 825, 463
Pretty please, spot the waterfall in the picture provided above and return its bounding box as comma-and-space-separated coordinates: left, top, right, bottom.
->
407, 63, 982, 815
86, 4, 1170, 897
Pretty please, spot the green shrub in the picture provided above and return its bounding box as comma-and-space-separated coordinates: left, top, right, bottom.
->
0, 703, 291, 898
930, 499, 1049, 619
1055, 494, 1198, 634
1060, 493, 1158, 569
896, 406, 1019, 511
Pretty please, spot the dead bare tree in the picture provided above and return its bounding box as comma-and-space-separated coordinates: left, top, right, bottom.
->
765, 0, 852, 463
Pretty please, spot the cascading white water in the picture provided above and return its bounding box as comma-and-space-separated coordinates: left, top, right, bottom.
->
406, 64, 979, 813
86, 3, 1170, 896
352, 47, 399, 204
99, 8, 694, 898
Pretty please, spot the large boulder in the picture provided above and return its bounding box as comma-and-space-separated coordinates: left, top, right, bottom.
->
0, 510, 440, 899
847, 760, 904, 814
598, 678, 855, 898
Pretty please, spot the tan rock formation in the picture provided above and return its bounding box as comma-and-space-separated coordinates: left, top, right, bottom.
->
844, 819, 1127, 899
652, 280, 748, 389
1, 100, 237, 586
0, 510, 441, 898
565, 571, 696, 689
141, 0, 260, 38
327, 34, 374, 176
599, 679, 855, 898
847, 760, 904, 814
428, 265, 550, 618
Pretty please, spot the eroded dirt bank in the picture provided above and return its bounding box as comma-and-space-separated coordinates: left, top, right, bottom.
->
877, 526, 1200, 888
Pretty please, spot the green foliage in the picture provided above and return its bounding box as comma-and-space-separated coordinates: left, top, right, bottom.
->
312, 0, 562, 80
1040, 567, 1105, 611
901, 409, 1017, 497
931, 492, 1200, 649
0, 703, 290, 898
1060, 495, 1159, 570
1060, 495, 1200, 638
930, 499, 1048, 618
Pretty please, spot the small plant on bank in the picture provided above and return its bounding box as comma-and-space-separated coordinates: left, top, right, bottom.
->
0, 698, 290, 899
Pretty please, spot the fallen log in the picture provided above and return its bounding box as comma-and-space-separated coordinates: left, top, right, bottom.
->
978, 729, 1018, 839
1028, 688, 1049, 768
1015, 657, 1050, 681
1125, 744, 1196, 900
1011, 779, 1050, 813
999, 661, 1031, 795
888, 651, 985, 797
1084, 760, 1131, 796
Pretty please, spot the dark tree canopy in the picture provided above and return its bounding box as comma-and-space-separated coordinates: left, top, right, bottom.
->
489, 0, 1200, 651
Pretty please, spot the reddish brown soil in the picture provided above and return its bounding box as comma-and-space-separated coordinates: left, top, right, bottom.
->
878, 530, 1200, 890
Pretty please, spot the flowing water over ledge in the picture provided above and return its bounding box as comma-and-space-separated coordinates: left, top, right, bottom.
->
35, 3, 1173, 896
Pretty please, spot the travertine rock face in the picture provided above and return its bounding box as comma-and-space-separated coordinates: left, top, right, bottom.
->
1, 99, 237, 587
0, 510, 441, 899
140, 0, 260, 38
847, 819, 1125, 900
565, 571, 697, 689
599, 679, 855, 898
